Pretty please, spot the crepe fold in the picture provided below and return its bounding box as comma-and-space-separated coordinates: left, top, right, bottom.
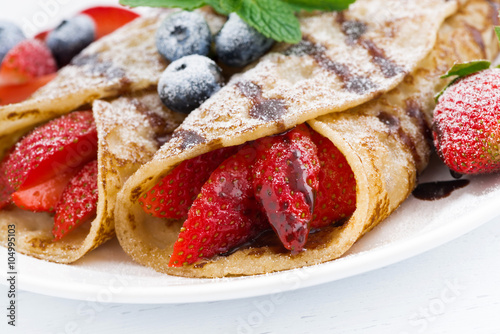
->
0, 92, 185, 263
0, 9, 225, 158
115, 0, 498, 277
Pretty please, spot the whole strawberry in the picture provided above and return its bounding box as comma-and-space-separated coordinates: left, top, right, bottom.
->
433, 68, 500, 174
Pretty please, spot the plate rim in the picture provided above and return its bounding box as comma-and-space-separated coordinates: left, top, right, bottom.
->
2, 189, 498, 304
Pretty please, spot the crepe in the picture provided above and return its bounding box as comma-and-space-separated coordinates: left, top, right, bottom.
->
0, 8, 225, 157
0, 91, 185, 263
115, 0, 498, 277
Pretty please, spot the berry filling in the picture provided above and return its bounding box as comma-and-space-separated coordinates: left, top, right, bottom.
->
141, 124, 357, 266
0, 6, 139, 106
0, 111, 100, 240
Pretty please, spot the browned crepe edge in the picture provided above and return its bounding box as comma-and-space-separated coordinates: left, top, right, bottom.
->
0, 92, 185, 263
114, 0, 498, 277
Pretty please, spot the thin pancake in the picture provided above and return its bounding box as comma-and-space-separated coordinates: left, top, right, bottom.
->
0, 92, 185, 263
115, 0, 497, 277
0, 8, 225, 156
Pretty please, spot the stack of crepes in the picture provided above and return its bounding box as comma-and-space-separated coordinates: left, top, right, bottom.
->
0, 9, 224, 263
115, 0, 500, 277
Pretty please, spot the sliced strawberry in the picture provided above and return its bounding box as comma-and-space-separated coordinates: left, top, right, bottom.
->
0, 72, 56, 106
4, 110, 98, 191
169, 145, 268, 267
253, 124, 320, 254
0, 39, 57, 85
140, 146, 239, 220
310, 130, 356, 228
0, 157, 14, 209
53, 160, 99, 240
81, 6, 140, 39
34, 29, 50, 42
11, 171, 74, 212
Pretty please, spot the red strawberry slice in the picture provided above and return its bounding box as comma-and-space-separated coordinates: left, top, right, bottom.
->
4, 110, 98, 191
169, 145, 268, 267
140, 146, 239, 220
34, 30, 50, 42
0, 39, 57, 85
253, 124, 320, 254
310, 130, 356, 228
53, 160, 99, 240
81, 6, 140, 39
11, 171, 74, 212
0, 156, 14, 209
0, 72, 56, 106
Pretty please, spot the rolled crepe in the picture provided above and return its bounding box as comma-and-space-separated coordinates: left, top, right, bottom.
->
0, 8, 225, 157
115, 0, 498, 277
0, 92, 185, 263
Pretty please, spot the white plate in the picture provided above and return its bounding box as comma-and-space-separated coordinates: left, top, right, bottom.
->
1, 154, 500, 304
2, 1, 500, 305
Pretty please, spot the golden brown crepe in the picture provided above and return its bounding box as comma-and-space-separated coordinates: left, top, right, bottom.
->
0, 92, 185, 263
0, 8, 226, 263
115, 0, 498, 277
0, 8, 225, 157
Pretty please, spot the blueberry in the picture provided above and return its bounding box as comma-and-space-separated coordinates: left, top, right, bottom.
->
158, 55, 224, 114
0, 21, 25, 63
46, 15, 95, 67
215, 13, 274, 67
156, 11, 212, 62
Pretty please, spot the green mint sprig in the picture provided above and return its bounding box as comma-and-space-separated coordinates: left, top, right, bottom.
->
119, 0, 356, 43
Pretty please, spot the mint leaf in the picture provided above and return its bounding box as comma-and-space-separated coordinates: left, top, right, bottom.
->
237, 0, 301, 43
435, 60, 491, 102
204, 0, 240, 15
219, 0, 242, 13
120, 0, 355, 44
440, 60, 491, 79
283, 0, 355, 12
495, 26, 500, 43
120, 0, 205, 10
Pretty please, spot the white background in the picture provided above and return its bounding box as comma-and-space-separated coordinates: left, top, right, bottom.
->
1, 1, 500, 333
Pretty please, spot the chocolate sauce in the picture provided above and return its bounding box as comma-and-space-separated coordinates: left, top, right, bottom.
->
288, 149, 316, 210
412, 179, 470, 201
284, 40, 375, 94
236, 81, 287, 121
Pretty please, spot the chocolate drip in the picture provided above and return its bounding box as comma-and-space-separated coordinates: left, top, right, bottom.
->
288, 149, 316, 211
412, 180, 470, 201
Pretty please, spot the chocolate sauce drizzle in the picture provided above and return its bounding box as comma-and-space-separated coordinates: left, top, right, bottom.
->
236, 81, 287, 121
412, 179, 470, 201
